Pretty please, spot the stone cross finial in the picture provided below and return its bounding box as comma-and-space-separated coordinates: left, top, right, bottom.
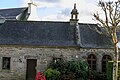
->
74, 3, 76, 9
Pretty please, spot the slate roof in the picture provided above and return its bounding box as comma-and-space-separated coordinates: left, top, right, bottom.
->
78, 23, 113, 48
0, 7, 27, 20
0, 20, 77, 46
0, 20, 113, 48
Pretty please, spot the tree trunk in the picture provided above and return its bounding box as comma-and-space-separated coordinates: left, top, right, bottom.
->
113, 28, 119, 80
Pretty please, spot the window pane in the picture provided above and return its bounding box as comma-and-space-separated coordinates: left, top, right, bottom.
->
93, 65, 96, 70
102, 61, 106, 64
102, 55, 112, 73
88, 61, 91, 64
93, 56, 96, 59
87, 54, 97, 71
93, 61, 96, 64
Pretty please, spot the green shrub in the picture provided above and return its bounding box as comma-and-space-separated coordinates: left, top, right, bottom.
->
66, 60, 88, 79
89, 70, 106, 80
107, 61, 120, 80
44, 68, 60, 80
49, 60, 89, 80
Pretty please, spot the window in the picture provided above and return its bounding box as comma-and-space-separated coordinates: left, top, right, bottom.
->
102, 55, 112, 73
87, 54, 97, 70
2, 57, 11, 70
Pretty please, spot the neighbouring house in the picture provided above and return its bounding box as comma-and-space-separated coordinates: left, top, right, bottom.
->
0, 2, 117, 80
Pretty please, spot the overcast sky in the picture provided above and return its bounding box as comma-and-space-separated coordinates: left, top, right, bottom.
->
0, 0, 116, 23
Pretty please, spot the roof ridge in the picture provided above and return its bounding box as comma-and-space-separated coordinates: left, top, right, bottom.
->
78, 23, 97, 25
0, 7, 28, 10
5, 20, 70, 23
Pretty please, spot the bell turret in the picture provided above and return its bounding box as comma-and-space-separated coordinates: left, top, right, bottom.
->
70, 3, 79, 25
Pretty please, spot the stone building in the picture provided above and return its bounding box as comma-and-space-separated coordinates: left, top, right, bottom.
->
0, 2, 116, 80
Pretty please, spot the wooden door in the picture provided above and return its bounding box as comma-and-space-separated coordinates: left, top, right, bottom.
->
26, 59, 37, 80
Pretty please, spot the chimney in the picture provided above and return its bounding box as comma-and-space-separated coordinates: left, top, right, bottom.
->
70, 3, 79, 26
28, 3, 32, 15
27, 1, 40, 21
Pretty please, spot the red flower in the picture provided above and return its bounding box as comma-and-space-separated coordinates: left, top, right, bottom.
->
36, 72, 46, 80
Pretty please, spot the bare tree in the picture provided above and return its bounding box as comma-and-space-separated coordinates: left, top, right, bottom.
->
94, 0, 120, 80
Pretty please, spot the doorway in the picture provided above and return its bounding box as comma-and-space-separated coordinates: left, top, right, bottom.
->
26, 59, 37, 80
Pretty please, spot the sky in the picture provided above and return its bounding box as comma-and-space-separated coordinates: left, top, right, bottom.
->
0, 0, 117, 23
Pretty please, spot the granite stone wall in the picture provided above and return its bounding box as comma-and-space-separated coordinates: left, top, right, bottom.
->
0, 46, 114, 80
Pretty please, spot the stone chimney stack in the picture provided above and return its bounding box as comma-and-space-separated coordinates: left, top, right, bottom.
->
70, 3, 79, 25
27, 0, 40, 21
